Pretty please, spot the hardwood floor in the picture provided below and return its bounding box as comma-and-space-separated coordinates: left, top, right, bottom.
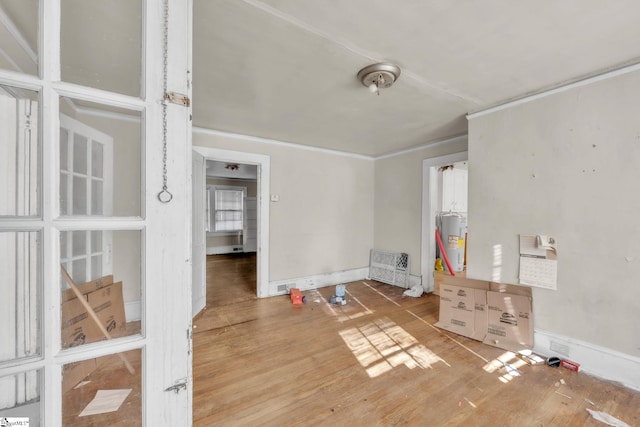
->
193, 254, 640, 426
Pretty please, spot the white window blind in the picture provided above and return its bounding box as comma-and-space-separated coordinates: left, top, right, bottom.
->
213, 189, 244, 231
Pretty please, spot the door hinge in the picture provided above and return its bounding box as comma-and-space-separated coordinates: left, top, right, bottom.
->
187, 327, 192, 355
164, 378, 188, 394
164, 92, 190, 107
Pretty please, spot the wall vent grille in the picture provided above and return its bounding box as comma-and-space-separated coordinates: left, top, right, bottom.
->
369, 249, 410, 288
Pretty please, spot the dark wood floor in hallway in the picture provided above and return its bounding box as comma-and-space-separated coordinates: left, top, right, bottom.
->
192, 254, 640, 426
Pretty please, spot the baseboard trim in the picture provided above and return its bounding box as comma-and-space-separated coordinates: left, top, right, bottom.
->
534, 329, 640, 391
269, 269, 423, 296
206, 245, 244, 255
269, 267, 369, 296
125, 300, 141, 323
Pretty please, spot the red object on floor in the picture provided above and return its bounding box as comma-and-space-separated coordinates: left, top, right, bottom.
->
290, 288, 303, 305
560, 359, 580, 372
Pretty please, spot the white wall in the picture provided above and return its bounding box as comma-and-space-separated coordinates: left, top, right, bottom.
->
467, 70, 640, 360
193, 130, 375, 281
373, 138, 468, 277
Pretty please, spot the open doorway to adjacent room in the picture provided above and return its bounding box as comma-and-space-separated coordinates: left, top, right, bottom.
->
204, 160, 258, 307
191, 146, 270, 318
421, 151, 468, 293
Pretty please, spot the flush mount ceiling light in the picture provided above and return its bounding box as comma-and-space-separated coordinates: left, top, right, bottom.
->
357, 62, 401, 95
225, 163, 239, 171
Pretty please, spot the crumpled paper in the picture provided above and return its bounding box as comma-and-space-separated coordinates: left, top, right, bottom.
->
403, 285, 423, 298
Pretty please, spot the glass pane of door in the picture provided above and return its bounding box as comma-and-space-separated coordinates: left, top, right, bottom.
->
0, 231, 40, 363
0, 85, 39, 217
0, 0, 38, 76
0, 369, 41, 426
62, 350, 141, 426
59, 97, 142, 217
60, 230, 142, 349
60, 0, 142, 97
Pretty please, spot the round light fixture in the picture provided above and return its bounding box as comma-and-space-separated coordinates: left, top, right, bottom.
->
357, 62, 401, 95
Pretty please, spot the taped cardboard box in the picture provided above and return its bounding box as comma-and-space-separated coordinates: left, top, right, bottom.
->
86, 282, 126, 340
434, 270, 532, 298
435, 283, 534, 352
60, 278, 126, 392
435, 284, 488, 341
433, 270, 490, 296
61, 275, 114, 303
483, 291, 533, 352
61, 281, 125, 347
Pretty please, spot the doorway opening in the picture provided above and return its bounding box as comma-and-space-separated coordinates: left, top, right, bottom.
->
204, 160, 258, 307
421, 151, 468, 293
191, 146, 270, 316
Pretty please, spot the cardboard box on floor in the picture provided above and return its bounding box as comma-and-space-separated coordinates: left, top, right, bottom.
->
435, 275, 533, 352
483, 290, 533, 351
61, 276, 126, 392
435, 284, 488, 341
434, 270, 531, 297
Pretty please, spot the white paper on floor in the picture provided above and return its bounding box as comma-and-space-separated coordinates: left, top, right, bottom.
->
79, 389, 132, 417
586, 409, 631, 427
403, 285, 423, 297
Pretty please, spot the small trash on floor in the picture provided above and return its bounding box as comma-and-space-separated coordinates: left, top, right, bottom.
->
546, 356, 561, 367
327, 284, 347, 305
403, 285, 423, 297
560, 359, 580, 372
329, 295, 347, 305
586, 408, 631, 427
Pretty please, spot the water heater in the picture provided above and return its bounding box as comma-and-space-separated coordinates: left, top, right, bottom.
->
439, 214, 466, 272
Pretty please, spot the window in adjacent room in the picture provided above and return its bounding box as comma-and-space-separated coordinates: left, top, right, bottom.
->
208, 186, 246, 232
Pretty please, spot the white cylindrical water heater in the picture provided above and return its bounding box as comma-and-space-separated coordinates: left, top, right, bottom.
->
439, 214, 465, 272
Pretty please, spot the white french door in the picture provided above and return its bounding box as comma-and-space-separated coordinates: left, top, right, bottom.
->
59, 114, 113, 286
0, 87, 39, 417
0, 0, 193, 425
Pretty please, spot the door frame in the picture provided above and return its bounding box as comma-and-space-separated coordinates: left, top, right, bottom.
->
421, 151, 468, 292
193, 146, 270, 298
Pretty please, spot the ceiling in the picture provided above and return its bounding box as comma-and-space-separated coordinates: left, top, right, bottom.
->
206, 160, 258, 180
2, 1, 640, 157
192, 0, 640, 157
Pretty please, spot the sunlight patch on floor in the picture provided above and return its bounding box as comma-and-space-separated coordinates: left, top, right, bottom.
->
339, 317, 444, 378
483, 351, 528, 383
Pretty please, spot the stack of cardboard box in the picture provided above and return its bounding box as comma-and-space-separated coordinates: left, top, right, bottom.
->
434, 273, 533, 352
61, 275, 126, 392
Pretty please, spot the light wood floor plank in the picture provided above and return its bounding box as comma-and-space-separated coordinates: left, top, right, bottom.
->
193, 253, 640, 426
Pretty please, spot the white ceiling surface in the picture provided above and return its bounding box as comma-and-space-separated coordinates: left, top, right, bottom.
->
206, 160, 258, 180
3, 2, 640, 157
193, 0, 640, 157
